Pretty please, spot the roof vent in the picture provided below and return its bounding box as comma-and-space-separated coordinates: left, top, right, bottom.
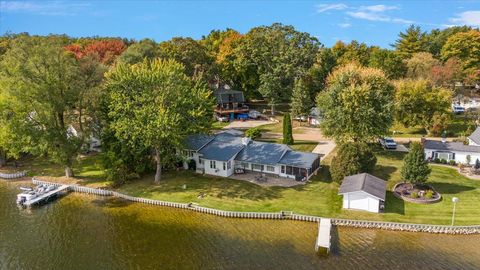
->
241, 137, 251, 146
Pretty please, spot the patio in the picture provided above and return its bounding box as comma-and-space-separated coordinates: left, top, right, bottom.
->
229, 171, 306, 187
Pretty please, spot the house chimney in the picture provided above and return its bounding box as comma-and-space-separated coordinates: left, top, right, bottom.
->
241, 137, 251, 146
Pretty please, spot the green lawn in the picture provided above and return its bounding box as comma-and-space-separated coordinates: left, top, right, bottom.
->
257, 138, 318, 152
212, 121, 230, 129
8, 148, 480, 225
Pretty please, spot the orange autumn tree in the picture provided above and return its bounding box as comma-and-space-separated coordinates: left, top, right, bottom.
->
65, 39, 126, 65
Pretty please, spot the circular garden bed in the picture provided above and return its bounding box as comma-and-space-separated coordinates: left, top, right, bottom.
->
393, 183, 442, 204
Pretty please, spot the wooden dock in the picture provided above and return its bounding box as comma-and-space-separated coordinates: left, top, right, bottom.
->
315, 218, 332, 253
23, 185, 70, 207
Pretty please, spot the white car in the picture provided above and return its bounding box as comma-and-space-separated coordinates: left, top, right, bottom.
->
215, 114, 229, 122
379, 137, 397, 149
452, 106, 465, 114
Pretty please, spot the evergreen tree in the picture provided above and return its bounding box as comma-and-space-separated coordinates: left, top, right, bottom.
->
401, 142, 431, 185
283, 113, 294, 145
394, 25, 428, 59
290, 76, 313, 120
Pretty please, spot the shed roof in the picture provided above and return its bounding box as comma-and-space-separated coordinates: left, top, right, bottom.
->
198, 133, 245, 161
278, 150, 319, 168
339, 173, 386, 201
235, 141, 291, 165
468, 127, 480, 145
423, 139, 480, 153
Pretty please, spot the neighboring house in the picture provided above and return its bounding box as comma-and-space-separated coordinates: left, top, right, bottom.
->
339, 173, 386, 213
67, 125, 101, 152
308, 107, 321, 126
452, 95, 480, 111
183, 130, 321, 180
214, 86, 249, 119
423, 138, 480, 164
468, 126, 480, 146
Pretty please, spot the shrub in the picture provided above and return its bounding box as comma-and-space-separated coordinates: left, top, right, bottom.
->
245, 127, 261, 139
282, 113, 294, 145
440, 159, 447, 164
448, 160, 456, 166
411, 191, 419, 198
425, 190, 434, 199
433, 157, 440, 163
187, 159, 196, 170
330, 142, 377, 183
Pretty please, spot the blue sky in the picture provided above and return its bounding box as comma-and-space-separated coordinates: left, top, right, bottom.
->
1, 1, 479, 47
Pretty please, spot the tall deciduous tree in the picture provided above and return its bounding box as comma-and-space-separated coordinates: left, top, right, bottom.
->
282, 113, 294, 145
401, 142, 431, 185
441, 30, 480, 73
233, 23, 319, 114
117, 39, 158, 65
290, 76, 313, 119
105, 59, 213, 183
330, 142, 377, 183
368, 48, 406, 79
394, 79, 452, 135
405, 52, 441, 79
0, 35, 100, 177
394, 25, 428, 59
317, 64, 394, 143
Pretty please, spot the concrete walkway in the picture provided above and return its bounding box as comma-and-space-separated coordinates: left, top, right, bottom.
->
312, 141, 336, 158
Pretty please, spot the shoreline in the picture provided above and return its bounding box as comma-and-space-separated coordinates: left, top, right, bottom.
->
25, 178, 480, 235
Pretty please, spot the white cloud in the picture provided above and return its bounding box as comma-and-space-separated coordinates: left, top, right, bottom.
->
0, 1, 90, 16
316, 3, 348, 13
450, 11, 480, 26
345, 4, 413, 24
338, 23, 351, 28
347, 11, 390, 22
359, 5, 398, 12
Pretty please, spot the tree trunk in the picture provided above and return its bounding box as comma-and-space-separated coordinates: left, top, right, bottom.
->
271, 103, 275, 116
65, 166, 74, 178
154, 149, 162, 183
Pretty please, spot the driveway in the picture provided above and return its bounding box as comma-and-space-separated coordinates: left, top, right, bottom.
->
223, 120, 276, 130
312, 140, 336, 158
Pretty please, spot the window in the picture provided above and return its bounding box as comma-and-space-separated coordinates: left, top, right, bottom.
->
281, 166, 285, 174
223, 162, 226, 170
189, 151, 194, 158
199, 158, 203, 165
266, 166, 275, 172
435, 152, 453, 160
210, 160, 216, 169
227, 161, 231, 170
241, 162, 249, 169
286, 166, 292, 175
252, 164, 264, 171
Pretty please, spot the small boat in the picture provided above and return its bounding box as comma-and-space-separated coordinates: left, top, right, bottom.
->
16, 184, 58, 205
16, 191, 38, 204
19, 187, 33, 191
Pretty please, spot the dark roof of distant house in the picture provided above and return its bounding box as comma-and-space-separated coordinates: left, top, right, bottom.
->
278, 150, 320, 168
339, 173, 386, 201
235, 141, 291, 165
468, 127, 480, 145
214, 87, 245, 104
423, 139, 480, 153
197, 132, 245, 161
184, 134, 215, 151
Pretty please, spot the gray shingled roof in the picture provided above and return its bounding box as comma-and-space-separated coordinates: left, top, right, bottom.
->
468, 127, 480, 145
339, 173, 386, 200
423, 139, 480, 153
278, 150, 319, 168
198, 133, 245, 161
235, 141, 291, 165
184, 134, 215, 151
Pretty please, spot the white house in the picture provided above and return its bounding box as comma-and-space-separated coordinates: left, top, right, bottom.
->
183, 130, 321, 180
339, 173, 386, 213
467, 127, 480, 146
423, 138, 480, 165
308, 107, 321, 126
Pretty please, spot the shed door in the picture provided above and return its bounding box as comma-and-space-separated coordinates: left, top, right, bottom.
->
348, 193, 370, 211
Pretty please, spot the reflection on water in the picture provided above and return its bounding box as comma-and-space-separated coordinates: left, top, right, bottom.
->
1, 181, 479, 270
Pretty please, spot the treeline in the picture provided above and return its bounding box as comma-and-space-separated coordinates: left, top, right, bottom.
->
0, 23, 479, 183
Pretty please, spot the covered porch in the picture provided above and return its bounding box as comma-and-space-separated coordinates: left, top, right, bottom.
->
229, 170, 305, 187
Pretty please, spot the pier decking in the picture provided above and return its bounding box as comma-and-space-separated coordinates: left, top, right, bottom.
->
315, 218, 332, 253
23, 185, 70, 207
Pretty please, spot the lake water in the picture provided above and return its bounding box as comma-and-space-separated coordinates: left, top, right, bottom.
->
1, 181, 480, 270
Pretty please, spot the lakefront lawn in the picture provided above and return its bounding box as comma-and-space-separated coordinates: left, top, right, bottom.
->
6, 150, 480, 225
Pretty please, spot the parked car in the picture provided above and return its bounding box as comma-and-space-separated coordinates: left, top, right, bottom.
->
453, 106, 466, 114
379, 137, 397, 149
215, 114, 229, 122
248, 110, 261, 119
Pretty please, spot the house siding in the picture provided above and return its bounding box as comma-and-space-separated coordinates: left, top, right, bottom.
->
342, 191, 381, 213
424, 148, 480, 164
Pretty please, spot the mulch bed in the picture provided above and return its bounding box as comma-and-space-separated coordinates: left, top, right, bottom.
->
393, 182, 442, 204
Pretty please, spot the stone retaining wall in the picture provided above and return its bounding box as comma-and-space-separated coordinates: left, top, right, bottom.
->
0, 171, 27, 179
31, 179, 480, 234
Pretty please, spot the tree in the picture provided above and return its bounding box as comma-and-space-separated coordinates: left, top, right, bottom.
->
308, 48, 337, 94
394, 79, 452, 135
405, 52, 440, 79
282, 113, 294, 145
233, 23, 319, 114
105, 59, 213, 183
0, 35, 100, 177
117, 39, 158, 65
317, 64, 394, 143
394, 25, 428, 59
245, 127, 261, 139
426, 26, 472, 57
441, 30, 480, 73
65, 39, 126, 65
429, 57, 463, 87
330, 142, 377, 183
368, 48, 406, 79
332, 40, 371, 67
290, 76, 313, 120
401, 142, 431, 185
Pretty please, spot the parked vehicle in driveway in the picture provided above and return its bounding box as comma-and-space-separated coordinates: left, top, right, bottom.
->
215, 114, 229, 122
379, 137, 397, 149
452, 105, 465, 114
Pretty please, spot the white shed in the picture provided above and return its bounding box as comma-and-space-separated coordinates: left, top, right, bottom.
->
339, 173, 386, 213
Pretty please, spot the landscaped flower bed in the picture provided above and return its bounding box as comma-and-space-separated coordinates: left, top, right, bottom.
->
393, 182, 442, 204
